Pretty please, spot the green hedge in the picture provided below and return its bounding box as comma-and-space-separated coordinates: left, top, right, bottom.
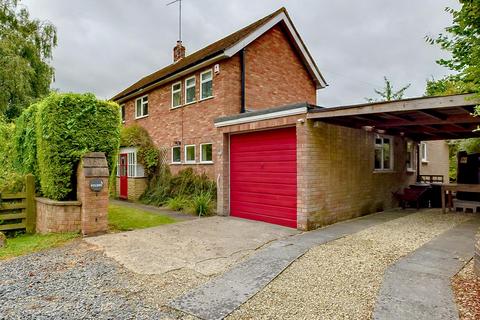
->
14, 104, 39, 181
0, 118, 24, 192
35, 93, 120, 200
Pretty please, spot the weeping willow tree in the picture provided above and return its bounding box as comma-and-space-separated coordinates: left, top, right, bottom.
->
0, 0, 57, 120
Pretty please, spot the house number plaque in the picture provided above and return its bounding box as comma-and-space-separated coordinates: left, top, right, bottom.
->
90, 179, 104, 192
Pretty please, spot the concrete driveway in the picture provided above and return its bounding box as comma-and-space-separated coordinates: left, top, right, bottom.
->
85, 216, 299, 276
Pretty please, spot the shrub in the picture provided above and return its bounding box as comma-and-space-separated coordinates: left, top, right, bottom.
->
166, 195, 189, 211
14, 104, 39, 184
188, 192, 214, 216
0, 117, 24, 192
35, 93, 120, 200
141, 167, 217, 208
120, 124, 160, 179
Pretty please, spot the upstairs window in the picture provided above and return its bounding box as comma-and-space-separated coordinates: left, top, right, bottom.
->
374, 135, 393, 171
172, 146, 181, 164
121, 104, 126, 123
185, 76, 196, 104
200, 143, 213, 163
172, 82, 182, 108
200, 70, 213, 100
135, 95, 148, 118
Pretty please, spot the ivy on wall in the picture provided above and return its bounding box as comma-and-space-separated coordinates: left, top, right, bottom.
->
120, 124, 160, 179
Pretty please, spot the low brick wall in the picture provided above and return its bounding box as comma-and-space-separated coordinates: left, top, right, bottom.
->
36, 197, 82, 234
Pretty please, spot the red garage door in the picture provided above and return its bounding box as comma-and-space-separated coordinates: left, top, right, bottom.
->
230, 127, 297, 228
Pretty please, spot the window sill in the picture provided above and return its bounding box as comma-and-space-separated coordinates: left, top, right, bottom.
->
171, 162, 182, 165
200, 161, 214, 165
373, 170, 396, 174
406, 168, 416, 173
135, 115, 149, 120
185, 161, 196, 165
199, 96, 214, 102
171, 105, 182, 110
421, 160, 429, 164
184, 100, 196, 106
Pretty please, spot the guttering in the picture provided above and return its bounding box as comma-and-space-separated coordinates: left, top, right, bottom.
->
115, 53, 226, 103
214, 106, 307, 128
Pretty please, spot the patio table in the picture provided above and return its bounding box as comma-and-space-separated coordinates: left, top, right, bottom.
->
441, 183, 480, 213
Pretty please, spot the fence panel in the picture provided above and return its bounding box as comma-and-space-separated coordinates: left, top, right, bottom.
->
0, 174, 36, 233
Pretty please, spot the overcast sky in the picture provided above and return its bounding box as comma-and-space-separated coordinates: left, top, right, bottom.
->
22, 0, 458, 107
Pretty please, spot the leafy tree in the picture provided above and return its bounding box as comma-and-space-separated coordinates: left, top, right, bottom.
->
425, 75, 477, 96
425, 0, 480, 180
0, 0, 57, 120
426, 1, 480, 109
366, 76, 411, 102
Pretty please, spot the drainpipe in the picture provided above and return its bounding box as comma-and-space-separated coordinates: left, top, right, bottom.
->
240, 48, 246, 113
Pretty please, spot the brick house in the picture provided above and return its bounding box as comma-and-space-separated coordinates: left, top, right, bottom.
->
113, 8, 476, 230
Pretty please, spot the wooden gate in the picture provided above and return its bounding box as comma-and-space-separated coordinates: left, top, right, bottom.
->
0, 174, 36, 233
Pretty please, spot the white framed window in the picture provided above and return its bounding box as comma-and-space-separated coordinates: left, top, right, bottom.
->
172, 82, 182, 108
135, 95, 148, 118
184, 145, 196, 164
120, 104, 126, 123
200, 143, 213, 163
172, 146, 181, 164
200, 70, 213, 100
421, 142, 428, 163
185, 76, 196, 104
374, 134, 393, 171
127, 152, 137, 177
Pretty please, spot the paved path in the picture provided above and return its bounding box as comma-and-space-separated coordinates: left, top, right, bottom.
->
373, 218, 480, 320
169, 210, 412, 320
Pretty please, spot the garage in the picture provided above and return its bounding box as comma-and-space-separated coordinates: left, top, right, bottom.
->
230, 127, 297, 228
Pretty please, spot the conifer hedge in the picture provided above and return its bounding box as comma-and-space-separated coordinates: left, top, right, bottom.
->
32, 93, 120, 200
14, 104, 39, 181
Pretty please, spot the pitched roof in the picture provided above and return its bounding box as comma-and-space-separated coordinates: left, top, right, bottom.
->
112, 7, 327, 102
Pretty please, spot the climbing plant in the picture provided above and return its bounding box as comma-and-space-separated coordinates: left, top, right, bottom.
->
119, 124, 160, 179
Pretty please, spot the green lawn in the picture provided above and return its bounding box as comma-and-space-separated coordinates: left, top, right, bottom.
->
0, 232, 79, 260
108, 204, 176, 231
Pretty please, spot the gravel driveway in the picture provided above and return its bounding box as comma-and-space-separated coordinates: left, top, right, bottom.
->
228, 210, 474, 320
0, 241, 203, 319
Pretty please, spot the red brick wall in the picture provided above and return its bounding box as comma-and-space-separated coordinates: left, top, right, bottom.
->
120, 22, 317, 181
245, 24, 317, 109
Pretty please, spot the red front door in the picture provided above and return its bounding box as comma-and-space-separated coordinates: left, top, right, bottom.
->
119, 153, 128, 199
230, 127, 297, 228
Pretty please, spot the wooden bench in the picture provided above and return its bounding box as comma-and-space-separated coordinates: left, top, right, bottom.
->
453, 199, 480, 213
393, 187, 429, 210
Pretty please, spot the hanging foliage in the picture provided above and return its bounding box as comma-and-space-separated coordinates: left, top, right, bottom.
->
120, 124, 160, 179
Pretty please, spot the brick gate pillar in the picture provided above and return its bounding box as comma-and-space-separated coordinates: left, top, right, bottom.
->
77, 152, 109, 236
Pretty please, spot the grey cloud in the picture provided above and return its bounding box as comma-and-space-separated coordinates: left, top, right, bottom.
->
22, 0, 458, 106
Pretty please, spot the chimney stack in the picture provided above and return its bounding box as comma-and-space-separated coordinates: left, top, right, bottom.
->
173, 40, 185, 62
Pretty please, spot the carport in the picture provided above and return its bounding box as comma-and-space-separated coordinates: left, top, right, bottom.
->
308, 93, 480, 178
308, 93, 480, 213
